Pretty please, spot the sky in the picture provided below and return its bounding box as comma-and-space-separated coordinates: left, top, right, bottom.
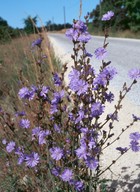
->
0, 0, 100, 28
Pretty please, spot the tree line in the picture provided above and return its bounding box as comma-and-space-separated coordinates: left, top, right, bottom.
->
0, 17, 20, 43
0, 16, 72, 43
89, 0, 140, 32
1, 0, 140, 43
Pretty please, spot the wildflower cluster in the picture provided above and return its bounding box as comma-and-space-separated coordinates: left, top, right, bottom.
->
102, 11, 114, 21
0, 11, 140, 192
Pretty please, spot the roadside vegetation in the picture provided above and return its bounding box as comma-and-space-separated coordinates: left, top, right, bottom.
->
0, 1, 140, 191
88, 22, 140, 39
89, 0, 140, 39
0, 28, 60, 112
0, 16, 72, 44
0, 8, 140, 191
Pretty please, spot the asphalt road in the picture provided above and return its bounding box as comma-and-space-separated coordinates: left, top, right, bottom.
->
48, 33, 140, 106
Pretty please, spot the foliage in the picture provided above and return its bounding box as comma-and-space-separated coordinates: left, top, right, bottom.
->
0, 15, 72, 44
89, 0, 140, 32
0, 12, 140, 192
46, 20, 72, 31
0, 17, 9, 27
125, 0, 140, 32
0, 17, 21, 43
23, 16, 38, 34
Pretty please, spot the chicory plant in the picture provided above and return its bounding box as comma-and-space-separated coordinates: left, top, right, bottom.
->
0, 11, 140, 192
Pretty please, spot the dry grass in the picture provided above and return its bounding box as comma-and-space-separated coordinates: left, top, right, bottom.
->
0, 32, 60, 112
88, 27, 140, 39
0, 31, 62, 191
94, 30, 140, 39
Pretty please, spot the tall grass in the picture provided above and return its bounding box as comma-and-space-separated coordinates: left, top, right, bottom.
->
0, 31, 60, 112
0, 29, 62, 191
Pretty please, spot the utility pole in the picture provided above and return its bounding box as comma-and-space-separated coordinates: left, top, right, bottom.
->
99, 0, 102, 18
63, 6, 66, 30
79, 0, 82, 19
52, 17, 54, 31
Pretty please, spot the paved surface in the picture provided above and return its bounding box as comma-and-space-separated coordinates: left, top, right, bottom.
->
48, 33, 140, 106
48, 33, 140, 192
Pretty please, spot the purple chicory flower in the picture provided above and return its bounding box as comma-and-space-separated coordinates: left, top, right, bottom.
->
103, 66, 117, 80
83, 66, 95, 77
18, 87, 35, 100
107, 11, 114, 17
75, 110, 85, 124
17, 153, 25, 165
18, 87, 30, 99
93, 73, 108, 88
60, 168, 73, 182
15, 147, 25, 165
51, 90, 64, 105
79, 135, 87, 147
75, 146, 88, 159
84, 50, 93, 58
78, 32, 91, 43
25, 152, 40, 167
104, 92, 114, 103
68, 69, 80, 83
28, 89, 35, 100
130, 132, 140, 141
6, 141, 16, 153
51, 167, 61, 176
50, 147, 64, 161
94, 47, 107, 60
50, 104, 58, 114
2, 139, 7, 145
128, 68, 140, 80
15, 111, 26, 117
53, 73, 62, 86
85, 156, 98, 170
91, 102, 104, 117
32, 127, 41, 139
38, 130, 50, 145
65, 28, 79, 41
31, 85, 38, 92
40, 86, 49, 98
73, 20, 87, 33
80, 127, 88, 133
32, 38, 43, 48
69, 79, 88, 95
130, 140, 140, 152
19, 119, 30, 129
102, 11, 114, 21
93, 66, 117, 88
32, 127, 50, 144
108, 112, 118, 121
132, 114, 140, 121
38, 131, 47, 145
66, 20, 89, 42
74, 180, 84, 191
88, 137, 96, 149
116, 147, 128, 154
